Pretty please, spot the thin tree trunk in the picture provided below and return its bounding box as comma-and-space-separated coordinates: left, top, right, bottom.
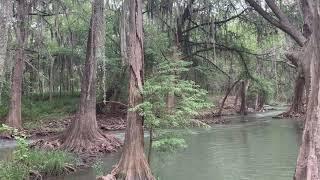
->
239, 80, 249, 115
110, 0, 154, 179
6, 0, 29, 129
148, 128, 153, 164
49, 55, 54, 101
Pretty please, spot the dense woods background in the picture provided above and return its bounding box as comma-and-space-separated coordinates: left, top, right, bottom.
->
1, 0, 320, 180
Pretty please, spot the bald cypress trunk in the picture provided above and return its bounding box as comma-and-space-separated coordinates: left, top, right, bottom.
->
294, 1, 320, 179
110, 0, 154, 179
6, 0, 29, 129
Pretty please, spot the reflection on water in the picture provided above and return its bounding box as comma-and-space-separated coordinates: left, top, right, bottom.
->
0, 110, 301, 180
152, 118, 300, 180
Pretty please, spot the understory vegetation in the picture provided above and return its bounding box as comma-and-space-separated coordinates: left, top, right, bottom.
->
0, 125, 76, 180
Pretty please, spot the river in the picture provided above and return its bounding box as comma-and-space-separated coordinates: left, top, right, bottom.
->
0, 108, 302, 180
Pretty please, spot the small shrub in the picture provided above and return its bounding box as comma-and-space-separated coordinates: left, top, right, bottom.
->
27, 150, 76, 176
153, 138, 187, 152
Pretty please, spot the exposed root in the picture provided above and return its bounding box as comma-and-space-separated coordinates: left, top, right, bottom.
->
31, 131, 122, 157
27, 114, 126, 139
274, 110, 305, 119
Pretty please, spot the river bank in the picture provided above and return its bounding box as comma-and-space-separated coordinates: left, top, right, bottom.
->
0, 107, 299, 180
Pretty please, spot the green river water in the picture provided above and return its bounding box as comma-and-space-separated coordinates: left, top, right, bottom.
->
0, 108, 302, 180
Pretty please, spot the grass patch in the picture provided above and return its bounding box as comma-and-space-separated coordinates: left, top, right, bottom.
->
0, 150, 76, 179
0, 93, 80, 129
0, 126, 77, 180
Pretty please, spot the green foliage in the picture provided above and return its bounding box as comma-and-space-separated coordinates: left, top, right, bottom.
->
27, 150, 75, 176
249, 76, 275, 104
0, 95, 79, 129
135, 48, 211, 130
133, 48, 211, 153
0, 125, 76, 179
0, 162, 29, 180
153, 138, 187, 152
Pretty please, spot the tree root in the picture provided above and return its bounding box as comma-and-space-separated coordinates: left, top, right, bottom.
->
274, 110, 305, 119
31, 132, 122, 156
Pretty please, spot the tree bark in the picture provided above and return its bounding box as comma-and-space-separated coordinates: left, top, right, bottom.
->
290, 72, 305, 114
294, 2, 320, 179
6, 0, 29, 129
110, 0, 154, 179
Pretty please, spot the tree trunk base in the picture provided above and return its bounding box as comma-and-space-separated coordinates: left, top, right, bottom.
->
109, 158, 155, 180
31, 130, 121, 156
274, 109, 305, 119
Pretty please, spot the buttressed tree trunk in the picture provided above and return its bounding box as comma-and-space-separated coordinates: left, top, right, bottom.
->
110, 0, 155, 179
36, 0, 121, 153
6, 0, 29, 129
294, 1, 320, 179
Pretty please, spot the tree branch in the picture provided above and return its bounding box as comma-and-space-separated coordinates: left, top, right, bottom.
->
183, 9, 248, 34
195, 54, 231, 79
245, 0, 306, 46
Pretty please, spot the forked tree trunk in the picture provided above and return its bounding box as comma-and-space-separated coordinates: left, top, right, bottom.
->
110, 0, 154, 179
294, 2, 320, 179
39, 0, 121, 153
6, 0, 29, 129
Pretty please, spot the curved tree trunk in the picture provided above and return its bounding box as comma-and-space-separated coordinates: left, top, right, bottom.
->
110, 0, 154, 179
217, 79, 240, 116
6, 0, 29, 129
294, 2, 320, 179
